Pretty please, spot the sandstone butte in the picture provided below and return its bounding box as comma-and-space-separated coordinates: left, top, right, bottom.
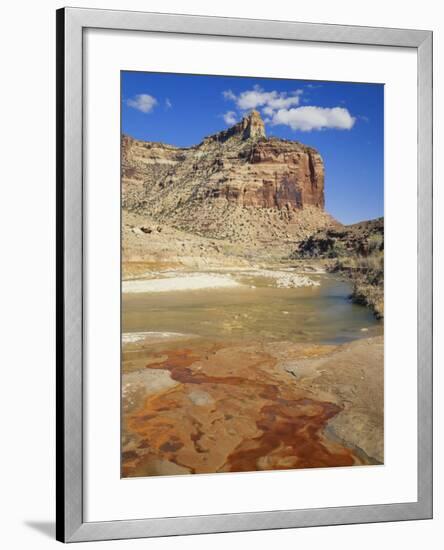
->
121, 110, 334, 245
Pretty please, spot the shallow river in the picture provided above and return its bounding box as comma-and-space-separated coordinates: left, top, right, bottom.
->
122, 271, 382, 345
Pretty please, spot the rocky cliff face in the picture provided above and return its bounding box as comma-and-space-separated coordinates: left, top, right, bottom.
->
204, 109, 266, 143
122, 111, 331, 243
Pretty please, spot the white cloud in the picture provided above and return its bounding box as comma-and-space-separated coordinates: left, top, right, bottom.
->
222, 86, 355, 132
223, 85, 302, 114
223, 111, 238, 125
127, 94, 158, 113
271, 106, 356, 132
222, 89, 237, 101
165, 98, 172, 109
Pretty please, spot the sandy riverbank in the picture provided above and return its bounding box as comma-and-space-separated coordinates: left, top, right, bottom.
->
122, 268, 322, 294
122, 274, 242, 293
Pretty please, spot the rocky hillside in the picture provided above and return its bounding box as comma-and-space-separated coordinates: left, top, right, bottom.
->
292, 217, 384, 259
122, 110, 335, 249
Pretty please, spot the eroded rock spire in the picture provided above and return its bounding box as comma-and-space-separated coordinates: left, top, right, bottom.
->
240, 110, 266, 139
204, 110, 266, 143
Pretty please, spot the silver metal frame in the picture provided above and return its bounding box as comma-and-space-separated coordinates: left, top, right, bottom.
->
56, 6, 433, 543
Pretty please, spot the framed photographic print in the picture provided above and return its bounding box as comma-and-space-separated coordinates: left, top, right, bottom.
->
56, 7, 433, 543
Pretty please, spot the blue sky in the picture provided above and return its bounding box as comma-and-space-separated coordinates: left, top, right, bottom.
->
121, 71, 383, 224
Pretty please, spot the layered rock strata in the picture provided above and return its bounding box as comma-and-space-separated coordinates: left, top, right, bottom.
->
122, 110, 328, 241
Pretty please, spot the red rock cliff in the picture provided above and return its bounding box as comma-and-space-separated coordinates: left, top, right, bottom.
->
122, 110, 325, 215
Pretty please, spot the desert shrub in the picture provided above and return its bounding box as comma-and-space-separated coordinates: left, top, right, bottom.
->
367, 233, 384, 254
352, 280, 384, 319
327, 240, 348, 258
